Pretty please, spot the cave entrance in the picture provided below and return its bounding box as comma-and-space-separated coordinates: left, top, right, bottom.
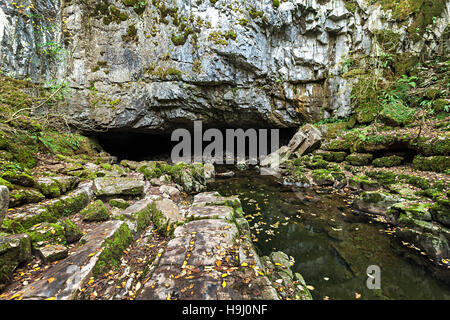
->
93, 127, 298, 163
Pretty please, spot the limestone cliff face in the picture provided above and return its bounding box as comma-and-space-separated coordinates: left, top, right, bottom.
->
1, 0, 449, 133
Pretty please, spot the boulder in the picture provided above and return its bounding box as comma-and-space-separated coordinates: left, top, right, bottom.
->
288, 124, 322, 157
36, 244, 69, 263
109, 198, 131, 209
352, 191, 403, 216
35, 176, 80, 198
1, 171, 34, 187
430, 198, 450, 227
9, 188, 45, 207
80, 200, 110, 222
346, 153, 373, 166
0, 234, 32, 289
93, 177, 145, 197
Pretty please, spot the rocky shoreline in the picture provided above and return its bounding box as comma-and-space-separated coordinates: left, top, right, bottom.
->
0, 155, 311, 300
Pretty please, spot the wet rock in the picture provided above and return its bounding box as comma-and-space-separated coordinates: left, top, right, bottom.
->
80, 200, 110, 222
36, 244, 69, 263
0, 185, 9, 225
352, 191, 403, 216
430, 198, 450, 227
387, 202, 433, 224
395, 219, 450, 264
0, 234, 32, 289
93, 177, 145, 197
112, 197, 156, 234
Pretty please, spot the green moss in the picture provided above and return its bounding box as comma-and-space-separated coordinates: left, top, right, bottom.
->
346, 153, 373, 166
93, 223, 133, 277
380, 101, 416, 126
81, 200, 109, 222
27, 222, 66, 247
61, 218, 82, 243
109, 198, 130, 209
432, 99, 449, 113
412, 155, 450, 173
0, 171, 34, 187
311, 169, 335, 186
272, 0, 280, 8
373, 29, 402, 53
315, 151, 348, 163
372, 155, 404, 167
122, 24, 138, 43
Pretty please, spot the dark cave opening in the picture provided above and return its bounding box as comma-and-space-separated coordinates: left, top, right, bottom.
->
93, 127, 298, 163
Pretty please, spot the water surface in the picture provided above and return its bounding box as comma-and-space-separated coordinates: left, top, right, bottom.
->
208, 170, 450, 300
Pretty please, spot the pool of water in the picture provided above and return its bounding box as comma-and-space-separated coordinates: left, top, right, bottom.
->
208, 170, 450, 300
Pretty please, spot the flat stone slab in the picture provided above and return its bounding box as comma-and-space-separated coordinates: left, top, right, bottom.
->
4, 182, 93, 230
37, 244, 69, 263
21, 220, 125, 300
93, 177, 144, 197
35, 176, 80, 198
187, 206, 234, 220
138, 196, 279, 300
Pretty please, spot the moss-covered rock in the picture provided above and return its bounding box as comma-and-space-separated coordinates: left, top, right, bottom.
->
372, 155, 404, 167
1, 171, 34, 187
412, 155, 450, 173
9, 188, 45, 207
80, 200, 110, 222
311, 169, 335, 186
346, 153, 373, 166
352, 191, 402, 216
92, 222, 133, 277
430, 198, 450, 227
348, 175, 380, 191
61, 218, 83, 243
27, 222, 66, 247
0, 234, 32, 289
315, 150, 348, 163
109, 198, 130, 209
387, 202, 432, 225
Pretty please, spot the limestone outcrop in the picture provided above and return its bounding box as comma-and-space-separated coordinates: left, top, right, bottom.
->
1, 0, 448, 132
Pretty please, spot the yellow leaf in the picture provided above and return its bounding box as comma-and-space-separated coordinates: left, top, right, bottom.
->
306, 285, 315, 291
355, 292, 361, 299
47, 277, 55, 284
45, 297, 56, 300
241, 262, 248, 267
222, 280, 227, 288
9, 293, 22, 300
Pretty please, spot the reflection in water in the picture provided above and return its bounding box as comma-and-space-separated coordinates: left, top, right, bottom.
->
208, 170, 450, 300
